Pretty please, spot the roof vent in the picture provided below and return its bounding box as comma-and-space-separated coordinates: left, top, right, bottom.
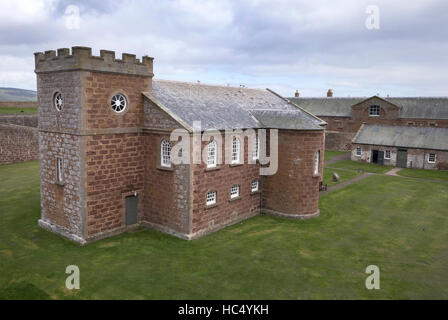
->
327, 89, 333, 97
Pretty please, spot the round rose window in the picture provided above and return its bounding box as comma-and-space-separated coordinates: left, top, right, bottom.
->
111, 94, 127, 113
54, 92, 63, 111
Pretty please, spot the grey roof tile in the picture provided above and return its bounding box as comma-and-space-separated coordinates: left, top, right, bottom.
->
353, 124, 448, 151
150, 79, 323, 131
289, 96, 448, 119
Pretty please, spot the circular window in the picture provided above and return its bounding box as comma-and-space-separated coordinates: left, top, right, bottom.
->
54, 92, 63, 111
111, 93, 127, 113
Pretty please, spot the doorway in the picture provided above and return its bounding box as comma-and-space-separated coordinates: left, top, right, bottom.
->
396, 149, 408, 168
125, 195, 138, 226
371, 150, 384, 165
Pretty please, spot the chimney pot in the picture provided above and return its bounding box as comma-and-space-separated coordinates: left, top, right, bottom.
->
327, 89, 333, 98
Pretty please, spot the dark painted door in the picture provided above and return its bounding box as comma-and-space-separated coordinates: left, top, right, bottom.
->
397, 149, 408, 168
371, 150, 378, 163
378, 151, 384, 165
125, 195, 138, 226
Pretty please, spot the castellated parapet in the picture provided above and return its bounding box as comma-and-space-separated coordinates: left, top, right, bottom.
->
34, 46, 154, 77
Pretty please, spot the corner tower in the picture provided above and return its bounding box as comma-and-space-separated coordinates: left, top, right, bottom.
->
35, 47, 153, 243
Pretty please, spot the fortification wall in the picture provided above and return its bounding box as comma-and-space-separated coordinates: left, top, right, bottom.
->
0, 114, 38, 127
0, 124, 39, 164
0, 101, 38, 108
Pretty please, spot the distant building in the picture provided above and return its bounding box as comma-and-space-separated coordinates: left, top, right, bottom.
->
289, 91, 448, 150
35, 46, 326, 244
351, 124, 448, 170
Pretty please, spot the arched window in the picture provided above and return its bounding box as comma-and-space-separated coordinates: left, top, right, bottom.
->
314, 150, 320, 175
207, 140, 217, 168
230, 184, 240, 199
206, 190, 217, 205
161, 139, 171, 167
232, 137, 240, 164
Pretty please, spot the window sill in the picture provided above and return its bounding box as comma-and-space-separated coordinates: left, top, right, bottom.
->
229, 163, 243, 167
204, 203, 219, 210
312, 174, 321, 179
54, 181, 65, 187
250, 191, 260, 195
229, 196, 241, 202
157, 166, 174, 172
369, 115, 380, 117
205, 166, 220, 172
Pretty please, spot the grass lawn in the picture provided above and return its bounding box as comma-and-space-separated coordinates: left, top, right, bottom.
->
1, 161, 448, 299
324, 150, 349, 162
323, 167, 360, 187
396, 168, 448, 182
326, 159, 393, 174
0, 107, 38, 114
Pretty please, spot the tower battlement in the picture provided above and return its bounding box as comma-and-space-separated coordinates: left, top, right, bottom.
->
34, 46, 154, 76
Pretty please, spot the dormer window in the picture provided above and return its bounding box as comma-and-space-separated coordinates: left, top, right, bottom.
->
369, 105, 380, 116
207, 141, 217, 168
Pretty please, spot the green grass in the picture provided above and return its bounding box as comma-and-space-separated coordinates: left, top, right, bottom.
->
0, 107, 38, 114
323, 167, 361, 187
396, 168, 448, 182
1, 161, 448, 299
326, 160, 393, 174
324, 150, 350, 162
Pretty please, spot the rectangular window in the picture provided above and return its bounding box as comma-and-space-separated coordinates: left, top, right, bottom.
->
428, 153, 436, 163
230, 185, 239, 199
429, 122, 437, 127
252, 136, 259, 160
206, 191, 217, 205
369, 105, 380, 116
207, 141, 217, 168
56, 157, 63, 183
356, 146, 361, 157
232, 138, 240, 164
251, 180, 259, 193
385, 150, 391, 159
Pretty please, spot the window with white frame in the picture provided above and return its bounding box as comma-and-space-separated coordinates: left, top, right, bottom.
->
356, 146, 362, 156
111, 93, 127, 113
428, 153, 436, 163
206, 190, 217, 205
252, 135, 259, 160
56, 157, 63, 183
230, 184, 240, 199
251, 180, 259, 193
314, 151, 320, 175
161, 139, 171, 167
385, 150, 391, 159
369, 105, 380, 116
232, 137, 240, 163
207, 140, 217, 168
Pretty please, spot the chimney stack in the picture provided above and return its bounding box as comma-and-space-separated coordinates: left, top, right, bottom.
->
295, 90, 300, 98
327, 89, 333, 98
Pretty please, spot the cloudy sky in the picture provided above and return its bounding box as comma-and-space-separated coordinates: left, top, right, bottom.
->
0, 0, 447, 97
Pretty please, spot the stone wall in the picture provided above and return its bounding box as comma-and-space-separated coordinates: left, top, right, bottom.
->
0, 114, 38, 127
351, 144, 448, 170
190, 133, 261, 238
0, 124, 39, 164
38, 131, 84, 242
262, 129, 324, 218
0, 101, 38, 108
324, 131, 355, 151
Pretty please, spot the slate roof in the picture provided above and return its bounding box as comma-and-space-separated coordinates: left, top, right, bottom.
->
289, 97, 448, 120
148, 79, 324, 131
352, 124, 448, 151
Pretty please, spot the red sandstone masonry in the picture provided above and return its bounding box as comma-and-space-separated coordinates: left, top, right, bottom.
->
262, 130, 324, 216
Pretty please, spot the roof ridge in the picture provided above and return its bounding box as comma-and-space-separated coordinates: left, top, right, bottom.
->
153, 78, 266, 92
